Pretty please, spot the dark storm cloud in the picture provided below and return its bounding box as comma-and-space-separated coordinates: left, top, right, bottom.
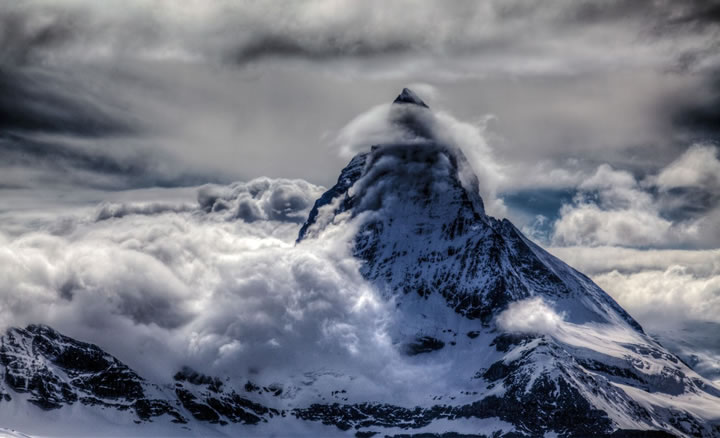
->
672, 72, 720, 140
1, 1, 717, 71
220, 0, 720, 66
562, 0, 720, 26
0, 134, 145, 176
0, 69, 134, 137
0, 5, 81, 66
0, 133, 214, 190
662, 0, 720, 28
656, 185, 720, 222
231, 34, 414, 64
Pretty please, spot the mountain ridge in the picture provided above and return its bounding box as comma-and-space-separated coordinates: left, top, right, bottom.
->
1, 89, 719, 437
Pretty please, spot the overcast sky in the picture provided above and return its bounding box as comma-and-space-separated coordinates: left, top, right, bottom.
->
1, 0, 720, 383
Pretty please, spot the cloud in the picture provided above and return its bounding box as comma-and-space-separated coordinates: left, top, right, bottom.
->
550, 145, 720, 249
496, 297, 566, 335
333, 93, 506, 216
655, 144, 720, 191
94, 201, 196, 221
671, 71, 720, 138
547, 245, 720, 382
0, 177, 410, 389
548, 245, 720, 331
0, 3, 82, 66
1, 1, 718, 200
0, 69, 133, 137
593, 266, 720, 330
549, 246, 720, 278
0, 0, 719, 392
197, 178, 326, 223
3, 1, 717, 74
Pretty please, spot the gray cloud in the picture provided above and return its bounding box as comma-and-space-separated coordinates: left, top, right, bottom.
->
0, 4, 81, 66
671, 72, 720, 140
1, 0, 718, 200
3, 1, 717, 71
94, 201, 196, 221
0, 178, 382, 383
0, 69, 134, 137
549, 144, 720, 249
197, 178, 326, 223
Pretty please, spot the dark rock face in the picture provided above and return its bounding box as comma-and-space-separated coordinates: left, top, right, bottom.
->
490, 334, 535, 353
174, 366, 223, 392
176, 388, 223, 423
134, 399, 187, 424
0, 325, 286, 427
293, 374, 615, 438
0, 325, 283, 427
173, 375, 280, 425
0, 325, 219, 425
297, 151, 368, 242
393, 88, 430, 108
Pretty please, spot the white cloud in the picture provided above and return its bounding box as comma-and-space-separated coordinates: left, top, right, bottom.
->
548, 245, 720, 332
552, 202, 676, 247
334, 93, 507, 217
0, 178, 402, 387
593, 266, 720, 330
548, 246, 720, 278
655, 144, 720, 191
551, 145, 720, 249
496, 297, 565, 335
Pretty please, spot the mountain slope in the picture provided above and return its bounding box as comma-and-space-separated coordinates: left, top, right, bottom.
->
1, 89, 719, 437
294, 89, 720, 437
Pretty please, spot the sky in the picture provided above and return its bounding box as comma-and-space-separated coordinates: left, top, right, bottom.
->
1, 0, 720, 383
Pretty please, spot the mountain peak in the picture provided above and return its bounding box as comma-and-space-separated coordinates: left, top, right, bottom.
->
393, 87, 429, 108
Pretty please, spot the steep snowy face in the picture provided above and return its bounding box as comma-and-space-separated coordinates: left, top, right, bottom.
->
298, 90, 641, 332
0, 324, 183, 420
0, 325, 282, 430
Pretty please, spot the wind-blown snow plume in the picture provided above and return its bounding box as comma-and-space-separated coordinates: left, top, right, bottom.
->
334, 90, 506, 216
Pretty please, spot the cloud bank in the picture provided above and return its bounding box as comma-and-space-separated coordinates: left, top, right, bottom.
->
551, 144, 720, 249
0, 178, 397, 386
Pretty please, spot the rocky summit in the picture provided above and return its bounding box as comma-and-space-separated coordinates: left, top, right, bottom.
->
1, 90, 719, 437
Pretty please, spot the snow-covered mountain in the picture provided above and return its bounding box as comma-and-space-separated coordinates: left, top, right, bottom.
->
1, 89, 719, 437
